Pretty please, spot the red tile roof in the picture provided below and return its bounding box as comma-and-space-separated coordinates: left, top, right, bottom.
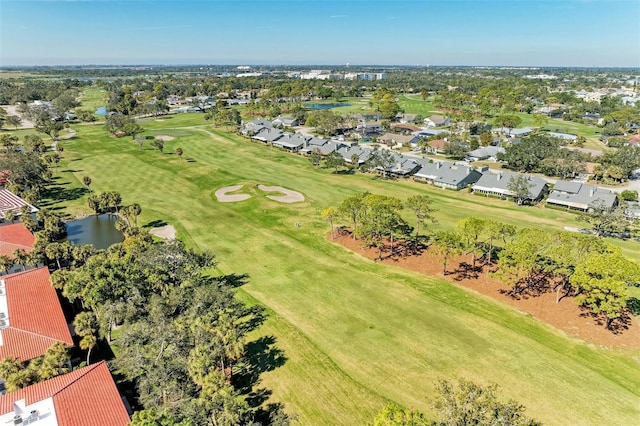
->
427, 139, 447, 151
0, 361, 130, 426
0, 170, 11, 186
628, 134, 640, 144
0, 223, 35, 258
0, 189, 36, 220
0, 268, 73, 361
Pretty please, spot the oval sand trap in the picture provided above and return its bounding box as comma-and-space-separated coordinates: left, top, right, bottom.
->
149, 224, 176, 240
257, 185, 305, 203
154, 135, 175, 141
216, 185, 251, 202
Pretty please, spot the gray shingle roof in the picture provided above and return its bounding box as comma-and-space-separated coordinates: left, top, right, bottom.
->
414, 160, 481, 186
547, 182, 617, 210
467, 146, 505, 159
473, 171, 547, 199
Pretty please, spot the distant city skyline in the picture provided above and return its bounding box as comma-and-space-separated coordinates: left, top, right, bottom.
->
1, 0, 639, 67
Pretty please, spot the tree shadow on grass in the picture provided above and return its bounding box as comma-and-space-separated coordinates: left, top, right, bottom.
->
218, 272, 250, 288
40, 186, 89, 206
143, 219, 168, 228
233, 335, 287, 397
628, 297, 640, 316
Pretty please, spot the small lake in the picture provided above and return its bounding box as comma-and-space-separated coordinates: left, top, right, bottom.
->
95, 106, 107, 116
305, 103, 351, 110
65, 214, 124, 249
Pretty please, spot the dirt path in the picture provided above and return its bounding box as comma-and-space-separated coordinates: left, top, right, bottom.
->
333, 232, 640, 349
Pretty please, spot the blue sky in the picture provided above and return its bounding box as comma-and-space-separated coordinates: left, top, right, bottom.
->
1, 0, 638, 67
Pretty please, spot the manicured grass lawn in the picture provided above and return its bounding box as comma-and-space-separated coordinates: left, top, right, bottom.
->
78, 87, 107, 113
45, 120, 640, 425
397, 95, 442, 117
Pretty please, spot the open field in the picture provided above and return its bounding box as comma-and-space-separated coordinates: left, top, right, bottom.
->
398, 95, 442, 117
35, 118, 640, 425
78, 86, 107, 113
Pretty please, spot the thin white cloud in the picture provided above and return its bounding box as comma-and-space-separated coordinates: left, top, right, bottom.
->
330, 15, 347, 19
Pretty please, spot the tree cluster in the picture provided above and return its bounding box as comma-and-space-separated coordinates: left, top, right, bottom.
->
52, 235, 292, 425
371, 378, 540, 426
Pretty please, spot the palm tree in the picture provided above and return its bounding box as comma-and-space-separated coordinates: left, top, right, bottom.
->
82, 176, 92, 192
175, 147, 183, 162
4, 210, 15, 224
12, 249, 28, 272
130, 203, 142, 226
0, 255, 12, 275
74, 312, 98, 365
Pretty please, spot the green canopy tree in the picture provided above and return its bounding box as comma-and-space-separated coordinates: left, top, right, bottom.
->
434, 379, 541, 426
325, 151, 344, 173
338, 192, 368, 240
405, 194, 436, 250
432, 231, 463, 275
321, 207, 338, 239
507, 175, 534, 205
570, 250, 640, 330
456, 217, 486, 269
371, 403, 430, 426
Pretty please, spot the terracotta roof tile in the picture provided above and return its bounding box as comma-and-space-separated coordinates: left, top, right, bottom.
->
0, 190, 37, 220
0, 361, 130, 426
0, 268, 73, 361
0, 223, 35, 258
427, 139, 447, 150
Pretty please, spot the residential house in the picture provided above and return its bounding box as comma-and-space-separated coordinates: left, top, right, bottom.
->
425, 139, 447, 155
377, 133, 420, 147
412, 128, 449, 138
390, 123, 421, 133
472, 171, 548, 203
0, 361, 130, 425
272, 133, 306, 152
413, 160, 482, 190
337, 145, 373, 165
253, 128, 284, 144
300, 139, 344, 156
299, 137, 330, 155
0, 189, 38, 222
626, 134, 640, 147
0, 268, 74, 362
533, 106, 564, 118
546, 181, 617, 212
396, 113, 419, 124
548, 132, 578, 142
272, 116, 299, 128
357, 121, 383, 136
387, 154, 421, 177
466, 146, 505, 162
0, 223, 35, 274
240, 119, 273, 136
424, 115, 450, 127
492, 127, 533, 138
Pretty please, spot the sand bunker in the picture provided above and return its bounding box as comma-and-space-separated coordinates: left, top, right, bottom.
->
149, 224, 176, 240
215, 185, 252, 202
155, 135, 175, 141
257, 185, 305, 203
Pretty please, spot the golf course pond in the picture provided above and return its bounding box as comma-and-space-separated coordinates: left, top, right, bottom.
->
65, 214, 124, 249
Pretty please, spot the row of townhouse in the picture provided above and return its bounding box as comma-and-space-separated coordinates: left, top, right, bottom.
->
0, 217, 130, 424
241, 119, 620, 211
